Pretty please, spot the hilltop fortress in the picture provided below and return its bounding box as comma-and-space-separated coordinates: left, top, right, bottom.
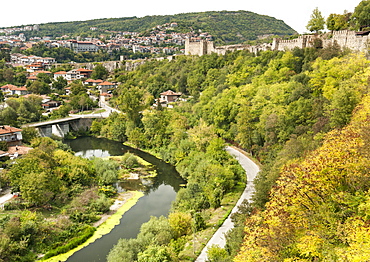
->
185, 30, 370, 55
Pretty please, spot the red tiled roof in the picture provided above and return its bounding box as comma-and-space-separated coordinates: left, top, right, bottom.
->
1, 84, 18, 89
7, 145, 32, 155
1, 84, 27, 91
98, 81, 115, 86
0, 126, 22, 135
160, 90, 181, 96
85, 79, 103, 83
54, 71, 67, 74
76, 68, 93, 72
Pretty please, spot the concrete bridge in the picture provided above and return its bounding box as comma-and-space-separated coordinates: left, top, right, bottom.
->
24, 115, 102, 138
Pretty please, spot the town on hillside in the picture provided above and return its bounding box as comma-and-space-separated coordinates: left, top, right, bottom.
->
0, 22, 213, 57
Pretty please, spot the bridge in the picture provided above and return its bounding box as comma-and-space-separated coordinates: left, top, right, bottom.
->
24, 115, 102, 138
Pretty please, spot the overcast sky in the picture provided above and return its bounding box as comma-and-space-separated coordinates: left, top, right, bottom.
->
0, 0, 361, 34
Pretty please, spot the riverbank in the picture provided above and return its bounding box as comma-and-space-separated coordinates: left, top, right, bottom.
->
42, 191, 144, 262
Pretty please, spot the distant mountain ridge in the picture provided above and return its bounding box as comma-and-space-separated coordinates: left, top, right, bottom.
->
16, 11, 297, 44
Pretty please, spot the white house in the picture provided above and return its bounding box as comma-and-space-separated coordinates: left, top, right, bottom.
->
0, 126, 22, 145
97, 81, 117, 94
0, 84, 28, 96
65, 40, 99, 52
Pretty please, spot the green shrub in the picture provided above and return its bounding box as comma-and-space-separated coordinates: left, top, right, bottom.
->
42, 226, 96, 260
121, 152, 139, 169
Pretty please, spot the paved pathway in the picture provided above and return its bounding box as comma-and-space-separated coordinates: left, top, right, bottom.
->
195, 146, 260, 262
0, 189, 13, 207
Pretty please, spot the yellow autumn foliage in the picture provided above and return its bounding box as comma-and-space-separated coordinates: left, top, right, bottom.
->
235, 94, 370, 261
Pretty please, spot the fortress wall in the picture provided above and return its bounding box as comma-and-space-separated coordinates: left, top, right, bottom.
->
185, 30, 370, 56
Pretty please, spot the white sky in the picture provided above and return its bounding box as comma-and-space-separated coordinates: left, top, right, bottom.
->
0, 0, 361, 34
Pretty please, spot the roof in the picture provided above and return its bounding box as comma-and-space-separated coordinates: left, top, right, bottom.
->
54, 71, 67, 75
7, 146, 32, 155
1, 84, 18, 89
98, 81, 115, 86
0, 126, 22, 135
85, 78, 103, 83
160, 90, 182, 96
1, 84, 27, 91
76, 68, 93, 72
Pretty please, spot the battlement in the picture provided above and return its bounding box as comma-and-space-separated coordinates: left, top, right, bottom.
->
184, 30, 370, 56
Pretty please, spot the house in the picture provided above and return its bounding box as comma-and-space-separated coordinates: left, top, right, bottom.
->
0, 84, 28, 96
65, 40, 99, 52
160, 90, 182, 103
97, 81, 117, 94
84, 79, 103, 86
76, 68, 93, 78
0, 126, 22, 146
54, 71, 67, 80
54, 69, 84, 82
25, 62, 44, 72
42, 100, 62, 110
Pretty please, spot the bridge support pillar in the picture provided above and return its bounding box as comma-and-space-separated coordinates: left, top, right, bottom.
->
37, 125, 52, 137
52, 123, 70, 138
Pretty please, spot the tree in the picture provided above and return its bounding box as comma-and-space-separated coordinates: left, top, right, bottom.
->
91, 64, 109, 80
168, 212, 192, 239
137, 245, 172, 262
306, 7, 325, 33
352, 0, 370, 29
21, 127, 40, 144
27, 80, 50, 94
117, 86, 153, 127
52, 76, 68, 92
326, 13, 349, 31
0, 90, 4, 103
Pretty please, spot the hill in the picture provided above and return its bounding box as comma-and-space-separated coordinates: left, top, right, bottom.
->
19, 11, 297, 44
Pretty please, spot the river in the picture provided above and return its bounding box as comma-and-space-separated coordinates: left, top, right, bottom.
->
63, 137, 184, 262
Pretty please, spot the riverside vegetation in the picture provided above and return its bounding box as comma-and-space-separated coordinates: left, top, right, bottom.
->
0, 137, 149, 261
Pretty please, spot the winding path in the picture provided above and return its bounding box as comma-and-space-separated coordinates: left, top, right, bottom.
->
0, 189, 13, 208
195, 146, 260, 262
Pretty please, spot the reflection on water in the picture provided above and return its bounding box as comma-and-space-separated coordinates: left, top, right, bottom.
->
63, 137, 184, 262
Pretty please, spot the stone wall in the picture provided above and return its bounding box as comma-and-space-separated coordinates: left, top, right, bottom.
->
185, 30, 370, 56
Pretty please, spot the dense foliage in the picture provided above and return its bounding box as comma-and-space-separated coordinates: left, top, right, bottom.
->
0, 137, 118, 261
235, 95, 370, 261
90, 40, 369, 260
15, 11, 296, 44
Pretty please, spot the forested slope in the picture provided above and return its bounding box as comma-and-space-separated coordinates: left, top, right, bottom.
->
235, 94, 370, 261
17, 11, 296, 43
90, 42, 370, 260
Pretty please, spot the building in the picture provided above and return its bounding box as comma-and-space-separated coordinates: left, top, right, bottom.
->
160, 90, 182, 103
0, 126, 22, 146
0, 84, 28, 96
54, 69, 84, 82
76, 68, 93, 78
65, 40, 99, 52
84, 79, 103, 86
97, 81, 117, 94
53, 71, 67, 80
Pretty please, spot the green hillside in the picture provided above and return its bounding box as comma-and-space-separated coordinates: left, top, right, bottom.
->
19, 11, 297, 44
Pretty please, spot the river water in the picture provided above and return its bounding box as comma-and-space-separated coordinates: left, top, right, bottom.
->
63, 137, 184, 262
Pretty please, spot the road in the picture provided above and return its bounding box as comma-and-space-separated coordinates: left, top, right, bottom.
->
195, 146, 260, 262
0, 189, 13, 207
69, 99, 120, 118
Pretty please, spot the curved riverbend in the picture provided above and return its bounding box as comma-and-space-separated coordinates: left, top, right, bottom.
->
196, 146, 260, 262
59, 137, 184, 262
